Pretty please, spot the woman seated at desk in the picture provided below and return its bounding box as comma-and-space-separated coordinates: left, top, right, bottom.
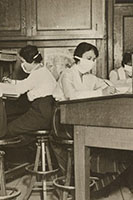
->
2, 55, 31, 122
52, 42, 133, 197
109, 52, 132, 83
53, 42, 116, 101
109, 52, 132, 94
0, 45, 56, 138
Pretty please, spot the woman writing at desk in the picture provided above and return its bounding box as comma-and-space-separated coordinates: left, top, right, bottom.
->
53, 42, 116, 101
0, 45, 56, 138
52, 42, 132, 197
109, 52, 132, 83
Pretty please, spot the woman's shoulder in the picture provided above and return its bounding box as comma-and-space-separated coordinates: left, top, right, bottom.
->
109, 68, 118, 78
61, 66, 75, 77
110, 68, 118, 74
31, 65, 50, 75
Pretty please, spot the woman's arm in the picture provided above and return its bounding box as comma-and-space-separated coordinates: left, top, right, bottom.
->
2, 77, 22, 84
109, 70, 118, 83
0, 75, 33, 96
61, 73, 102, 100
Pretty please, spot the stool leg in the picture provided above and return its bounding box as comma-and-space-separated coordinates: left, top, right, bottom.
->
46, 145, 53, 171
0, 151, 6, 196
63, 150, 72, 200
42, 141, 47, 200
23, 145, 41, 200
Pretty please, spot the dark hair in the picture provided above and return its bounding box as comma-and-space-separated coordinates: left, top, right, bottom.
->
19, 45, 43, 63
122, 52, 132, 67
73, 42, 99, 63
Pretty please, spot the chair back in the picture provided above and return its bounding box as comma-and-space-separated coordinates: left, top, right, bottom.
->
52, 106, 73, 140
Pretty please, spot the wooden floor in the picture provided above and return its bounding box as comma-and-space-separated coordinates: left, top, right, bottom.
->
6, 175, 133, 200
4, 143, 133, 200
95, 187, 133, 200
7, 175, 58, 200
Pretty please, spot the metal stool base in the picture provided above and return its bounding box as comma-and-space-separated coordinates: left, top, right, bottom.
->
0, 187, 21, 200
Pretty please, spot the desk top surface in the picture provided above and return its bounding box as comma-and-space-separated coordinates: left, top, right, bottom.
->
59, 94, 133, 105
59, 94, 133, 128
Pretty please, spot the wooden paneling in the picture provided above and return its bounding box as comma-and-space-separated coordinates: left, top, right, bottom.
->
96, 40, 107, 79
31, 0, 105, 39
0, 0, 106, 40
0, 0, 20, 30
37, 0, 91, 30
114, 4, 133, 68
123, 16, 133, 52
107, 0, 114, 75
0, 0, 26, 36
115, 0, 133, 3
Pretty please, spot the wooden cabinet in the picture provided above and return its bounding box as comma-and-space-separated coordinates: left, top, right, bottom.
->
114, 3, 133, 68
31, 0, 105, 39
33, 0, 105, 39
107, 1, 133, 73
0, 0, 27, 37
0, 0, 106, 40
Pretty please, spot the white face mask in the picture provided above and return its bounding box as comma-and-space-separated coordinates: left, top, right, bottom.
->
124, 64, 132, 77
75, 56, 95, 74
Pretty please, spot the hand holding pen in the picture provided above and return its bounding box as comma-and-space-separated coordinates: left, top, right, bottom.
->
1, 72, 13, 83
102, 79, 117, 95
2, 76, 12, 84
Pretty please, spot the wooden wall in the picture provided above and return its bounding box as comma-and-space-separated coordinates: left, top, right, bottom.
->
114, 3, 133, 69
0, 0, 108, 79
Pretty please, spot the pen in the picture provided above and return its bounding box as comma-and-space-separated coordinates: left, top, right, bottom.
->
2, 73, 13, 81
104, 79, 120, 93
103, 79, 112, 86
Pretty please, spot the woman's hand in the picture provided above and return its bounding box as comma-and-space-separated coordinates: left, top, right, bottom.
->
102, 86, 116, 96
2, 77, 12, 84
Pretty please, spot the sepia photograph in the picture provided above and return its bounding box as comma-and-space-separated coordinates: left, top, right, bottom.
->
0, 0, 133, 200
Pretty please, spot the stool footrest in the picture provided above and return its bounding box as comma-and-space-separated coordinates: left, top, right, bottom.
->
0, 136, 21, 146
53, 176, 98, 191
0, 187, 21, 200
53, 176, 75, 191
28, 180, 54, 192
26, 164, 59, 175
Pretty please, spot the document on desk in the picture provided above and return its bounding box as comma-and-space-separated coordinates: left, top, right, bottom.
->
0, 83, 20, 98
104, 79, 132, 94
114, 80, 132, 94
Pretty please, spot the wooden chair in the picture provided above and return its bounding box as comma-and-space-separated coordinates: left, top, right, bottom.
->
51, 106, 75, 200
0, 136, 21, 200
52, 137, 75, 200
23, 130, 59, 200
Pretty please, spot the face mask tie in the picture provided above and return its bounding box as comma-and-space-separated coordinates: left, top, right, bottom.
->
33, 52, 40, 59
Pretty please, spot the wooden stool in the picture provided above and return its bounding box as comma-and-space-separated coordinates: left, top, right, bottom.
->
52, 137, 99, 200
52, 106, 75, 199
23, 130, 58, 200
52, 137, 75, 200
0, 136, 21, 200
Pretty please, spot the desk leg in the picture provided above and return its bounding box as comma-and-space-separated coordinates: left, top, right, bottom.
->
74, 126, 90, 200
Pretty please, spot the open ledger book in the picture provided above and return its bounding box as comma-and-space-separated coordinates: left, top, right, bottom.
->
0, 83, 21, 99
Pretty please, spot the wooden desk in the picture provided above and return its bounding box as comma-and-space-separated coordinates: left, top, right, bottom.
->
59, 94, 133, 200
